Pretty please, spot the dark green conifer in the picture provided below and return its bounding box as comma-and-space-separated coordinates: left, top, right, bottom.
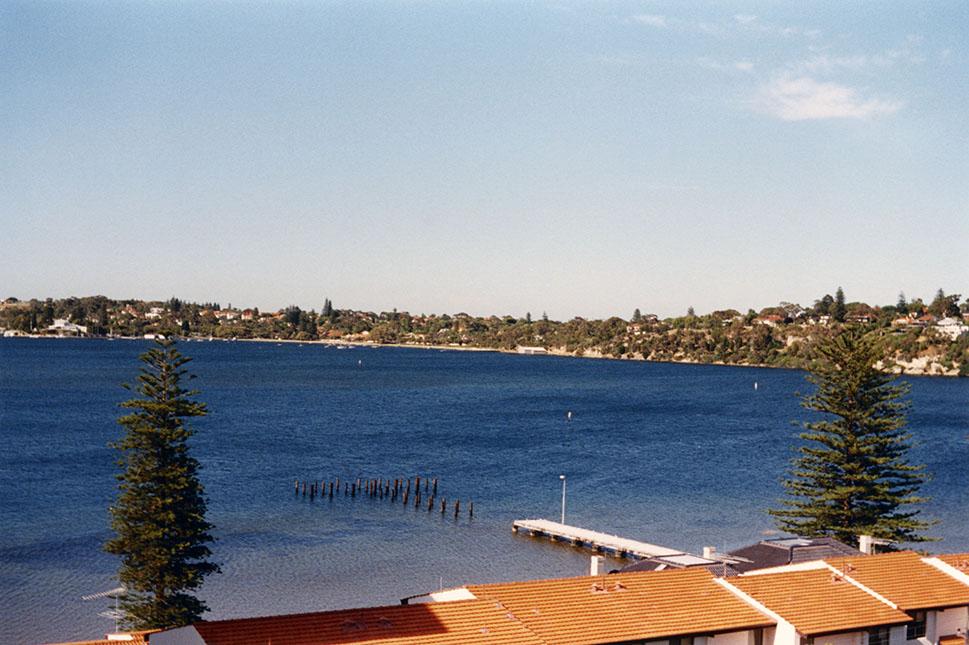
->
769, 327, 933, 545
105, 340, 219, 630
896, 292, 908, 314
833, 287, 846, 322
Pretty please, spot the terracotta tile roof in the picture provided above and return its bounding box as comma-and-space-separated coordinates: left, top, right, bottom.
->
826, 551, 969, 611
940, 635, 966, 645
466, 567, 773, 644
187, 600, 544, 645
725, 567, 910, 636
936, 552, 969, 573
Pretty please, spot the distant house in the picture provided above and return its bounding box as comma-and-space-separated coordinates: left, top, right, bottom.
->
145, 306, 164, 320
47, 318, 87, 336
754, 314, 784, 327
935, 317, 969, 340
240, 309, 256, 321
846, 311, 878, 324
516, 346, 548, 355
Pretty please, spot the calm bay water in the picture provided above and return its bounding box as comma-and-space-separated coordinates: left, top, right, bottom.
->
1, 338, 967, 644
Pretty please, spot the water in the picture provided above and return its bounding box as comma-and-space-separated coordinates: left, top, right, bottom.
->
1, 338, 966, 644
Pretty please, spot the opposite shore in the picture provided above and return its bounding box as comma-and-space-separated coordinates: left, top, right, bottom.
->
4, 333, 963, 377
2, 293, 967, 377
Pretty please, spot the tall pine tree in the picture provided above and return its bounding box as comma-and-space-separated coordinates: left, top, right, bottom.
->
769, 327, 933, 545
833, 286, 847, 322
105, 340, 219, 630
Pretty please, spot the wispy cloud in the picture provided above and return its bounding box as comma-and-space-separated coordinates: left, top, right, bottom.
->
728, 14, 819, 39
632, 14, 668, 28
797, 47, 925, 74
697, 57, 755, 73
753, 76, 902, 121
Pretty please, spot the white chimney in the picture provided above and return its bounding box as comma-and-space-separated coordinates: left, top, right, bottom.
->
590, 555, 605, 576
859, 535, 874, 554
703, 546, 717, 559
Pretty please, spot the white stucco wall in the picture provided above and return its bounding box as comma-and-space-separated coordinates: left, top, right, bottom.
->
769, 622, 798, 645
889, 624, 907, 645
937, 607, 969, 637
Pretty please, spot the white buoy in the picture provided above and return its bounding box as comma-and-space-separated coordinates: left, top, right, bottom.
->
566, 410, 573, 422
754, 381, 758, 390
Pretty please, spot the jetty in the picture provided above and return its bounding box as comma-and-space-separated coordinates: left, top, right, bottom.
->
512, 519, 689, 559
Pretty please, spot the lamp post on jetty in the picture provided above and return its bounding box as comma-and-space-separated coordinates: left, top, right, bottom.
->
559, 474, 566, 524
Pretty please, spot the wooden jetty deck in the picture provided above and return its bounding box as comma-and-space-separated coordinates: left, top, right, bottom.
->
512, 518, 686, 559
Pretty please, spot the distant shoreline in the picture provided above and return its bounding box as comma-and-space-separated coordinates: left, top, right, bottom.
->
4, 334, 961, 378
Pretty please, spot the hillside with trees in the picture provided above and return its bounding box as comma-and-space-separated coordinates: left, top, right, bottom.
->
2, 289, 967, 376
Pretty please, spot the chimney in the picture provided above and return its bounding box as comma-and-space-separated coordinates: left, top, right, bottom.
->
703, 546, 717, 559
590, 555, 605, 576
859, 535, 874, 555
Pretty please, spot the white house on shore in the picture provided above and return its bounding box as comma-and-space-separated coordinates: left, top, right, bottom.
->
46, 318, 87, 336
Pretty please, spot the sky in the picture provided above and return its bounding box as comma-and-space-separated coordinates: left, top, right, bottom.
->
2, 1, 966, 319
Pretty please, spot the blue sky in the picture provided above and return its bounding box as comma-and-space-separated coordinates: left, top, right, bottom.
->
2, 2, 966, 318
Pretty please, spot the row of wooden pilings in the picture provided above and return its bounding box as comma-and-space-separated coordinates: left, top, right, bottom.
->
293, 476, 473, 519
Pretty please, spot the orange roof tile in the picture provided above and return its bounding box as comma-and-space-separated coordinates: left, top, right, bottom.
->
726, 567, 910, 636
187, 600, 544, 645
826, 551, 969, 611
940, 635, 965, 645
466, 567, 773, 645
936, 552, 969, 574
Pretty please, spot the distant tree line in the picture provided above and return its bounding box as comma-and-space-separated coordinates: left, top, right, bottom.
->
2, 288, 967, 374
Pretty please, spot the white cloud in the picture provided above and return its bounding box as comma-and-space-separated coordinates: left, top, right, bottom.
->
633, 14, 668, 28
734, 60, 754, 72
753, 76, 902, 121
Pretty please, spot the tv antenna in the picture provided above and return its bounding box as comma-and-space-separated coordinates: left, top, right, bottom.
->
82, 586, 127, 633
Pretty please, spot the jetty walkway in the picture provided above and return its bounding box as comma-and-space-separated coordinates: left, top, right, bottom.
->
512, 518, 700, 559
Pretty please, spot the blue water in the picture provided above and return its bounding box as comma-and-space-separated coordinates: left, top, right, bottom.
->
1, 338, 967, 644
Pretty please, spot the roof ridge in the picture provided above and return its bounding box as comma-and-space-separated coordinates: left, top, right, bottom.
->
465, 564, 712, 591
